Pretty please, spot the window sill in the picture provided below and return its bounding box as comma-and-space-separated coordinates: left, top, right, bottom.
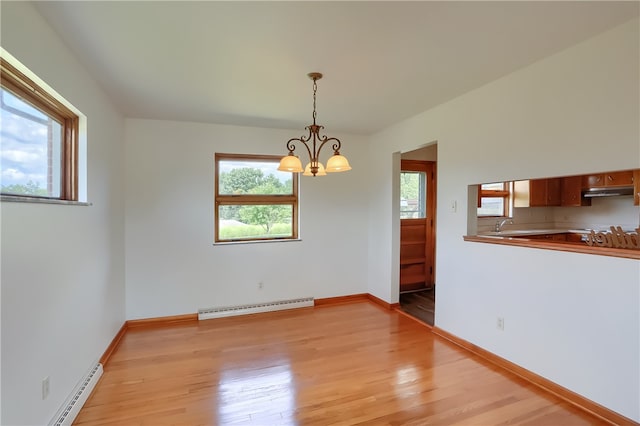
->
214, 238, 302, 246
1, 195, 92, 206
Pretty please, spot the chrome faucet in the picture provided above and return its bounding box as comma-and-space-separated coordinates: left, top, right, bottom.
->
495, 218, 513, 232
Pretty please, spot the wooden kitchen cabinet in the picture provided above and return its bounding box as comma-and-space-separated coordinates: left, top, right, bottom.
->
606, 170, 634, 186
546, 178, 562, 206
583, 173, 604, 188
525, 178, 561, 207
528, 179, 547, 206
560, 176, 591, 207
583, 170, 634, 188
514, 178, 558, 207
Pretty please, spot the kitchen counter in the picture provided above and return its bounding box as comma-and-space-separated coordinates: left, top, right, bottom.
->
480, 229, 583, 237
465, 229, 639, 260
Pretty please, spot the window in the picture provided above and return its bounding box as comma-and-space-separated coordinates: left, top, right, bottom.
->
400, 170, 427, 219
477, 182, 511, 217
215, 153, 298, 242
1, 57, 79, 200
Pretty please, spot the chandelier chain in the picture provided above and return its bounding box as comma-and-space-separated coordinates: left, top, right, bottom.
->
312, 79, 317, 124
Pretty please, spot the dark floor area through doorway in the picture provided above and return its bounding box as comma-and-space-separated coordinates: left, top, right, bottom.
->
399, 288, 435, 326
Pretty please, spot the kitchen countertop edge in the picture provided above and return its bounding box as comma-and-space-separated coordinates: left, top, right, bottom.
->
463, 234, 640, 260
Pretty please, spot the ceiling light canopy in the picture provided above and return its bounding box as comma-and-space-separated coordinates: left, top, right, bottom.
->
278, 73, 351, 177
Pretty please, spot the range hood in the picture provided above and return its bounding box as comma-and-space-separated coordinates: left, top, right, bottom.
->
582, 186, 635, 198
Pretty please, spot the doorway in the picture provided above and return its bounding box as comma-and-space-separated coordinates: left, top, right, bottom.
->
399, 150, 437, 325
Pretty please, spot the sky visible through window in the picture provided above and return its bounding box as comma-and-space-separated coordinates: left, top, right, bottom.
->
218, 160, 291, 184
1, 88, 60, 196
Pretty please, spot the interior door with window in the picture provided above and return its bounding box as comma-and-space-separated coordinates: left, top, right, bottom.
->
400, 160, 436, 292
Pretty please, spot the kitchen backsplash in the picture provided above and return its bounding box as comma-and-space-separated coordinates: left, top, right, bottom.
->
476, 195, 639, 233
553, 196, 639, 231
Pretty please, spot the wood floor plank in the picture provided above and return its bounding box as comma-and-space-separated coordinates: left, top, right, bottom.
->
74, 302, 609, 425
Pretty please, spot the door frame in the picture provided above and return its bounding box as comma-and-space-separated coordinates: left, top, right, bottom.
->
400, 159, 437, 288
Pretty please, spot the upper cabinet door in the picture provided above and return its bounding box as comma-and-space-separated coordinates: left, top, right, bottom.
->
528, 179, 548, 207
583, 173, 604, 188
561, 176, 591, 207
529, 178, 560, 207
546, 178, 562, 206
583, 170, 634, 188
605, 170, 634, 187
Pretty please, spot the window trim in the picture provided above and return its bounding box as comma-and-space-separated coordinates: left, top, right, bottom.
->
477, 182, 512, 218
1, 57, 79, 201
400, 160, 430, 220
214, 153, 299, 243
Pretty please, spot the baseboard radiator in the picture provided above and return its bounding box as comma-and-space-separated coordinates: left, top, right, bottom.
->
198, 297, 314, 320
50, 362, 103, 426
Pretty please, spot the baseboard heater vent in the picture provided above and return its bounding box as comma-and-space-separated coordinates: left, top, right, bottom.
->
50, 362, 103, 426
198, 297, 314, 320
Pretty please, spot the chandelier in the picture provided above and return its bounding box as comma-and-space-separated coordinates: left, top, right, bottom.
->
278, 72, 351, 177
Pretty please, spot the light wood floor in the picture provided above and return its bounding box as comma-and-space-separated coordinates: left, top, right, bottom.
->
74, 301, 607, 425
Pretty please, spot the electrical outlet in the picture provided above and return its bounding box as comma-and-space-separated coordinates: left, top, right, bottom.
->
258, 282, 263, 289
496, 317, 505, 331
42, 376, 50, 400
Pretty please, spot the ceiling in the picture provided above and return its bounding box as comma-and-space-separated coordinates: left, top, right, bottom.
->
33, 1, 639, 135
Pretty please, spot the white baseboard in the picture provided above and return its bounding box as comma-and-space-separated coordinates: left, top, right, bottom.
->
199, 297, 314, 320
49, 362, 103, 426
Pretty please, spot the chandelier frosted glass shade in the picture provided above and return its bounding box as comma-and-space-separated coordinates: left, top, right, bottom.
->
303, 162, 327, 176
277, 154, 303, 173
325, 154, 352, 173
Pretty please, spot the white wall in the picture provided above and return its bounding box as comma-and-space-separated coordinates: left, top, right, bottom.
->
124, 119, 369, 319
401, 144, 437, 161
0, 2, 126, 425
367, 18, 640, 421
